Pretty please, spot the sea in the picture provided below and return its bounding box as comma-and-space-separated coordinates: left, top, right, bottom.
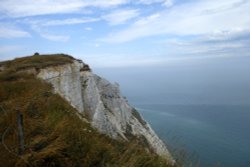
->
133, 103, 250, 167
95, 56, 250, 167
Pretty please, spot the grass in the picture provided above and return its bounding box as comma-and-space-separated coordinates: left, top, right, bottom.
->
0, 55, 180, 167
0, 54, 74, 71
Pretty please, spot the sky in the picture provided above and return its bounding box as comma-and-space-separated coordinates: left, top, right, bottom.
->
0, 0, 250, 68
95, 56, 250, 105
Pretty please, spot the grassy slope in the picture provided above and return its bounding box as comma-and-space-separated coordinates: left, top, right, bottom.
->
0, 54, 74, 71
0, 55, 178, 167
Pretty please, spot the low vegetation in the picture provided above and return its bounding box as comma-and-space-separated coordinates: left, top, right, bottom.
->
0, 55, 179, 167
0, 54, 74, 71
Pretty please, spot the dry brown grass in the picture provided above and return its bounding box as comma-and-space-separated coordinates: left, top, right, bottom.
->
0, 54, 74, 71
0, 55, 180, 167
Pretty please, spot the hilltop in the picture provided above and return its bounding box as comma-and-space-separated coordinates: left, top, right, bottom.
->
0, 54, 178, 167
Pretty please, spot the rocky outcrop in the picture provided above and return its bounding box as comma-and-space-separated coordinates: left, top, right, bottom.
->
37, 59, 173, 162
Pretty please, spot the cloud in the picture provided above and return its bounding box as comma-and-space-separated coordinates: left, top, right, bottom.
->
137, 0, 174, 7
199, 29, 250, 43
85, 27, 93, 31
0, 45, 24, 61
102, 9, 140, 25
0, 45, 22, 54
0, 0, 84, 17
78, 45, 250, 68
28, 17, 99, 27
101, 0, 250, 43
160, 29, 250, 58
0, 0, 129, 18
1, 0, 250, 67
200, 0, 247, 15
0, 0, 179, 18
0, 26, 31, 38
78, 53, 164, 68
163, 0, 174, 7
84, 0, 129, 8
41, 18, 99, 26
18, 17, 98, 41
31, 25, 70, 42
40, 33, 70, 42
92, 24, 250, 68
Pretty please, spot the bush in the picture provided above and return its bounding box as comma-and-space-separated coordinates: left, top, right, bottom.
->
34, 52, 40, 56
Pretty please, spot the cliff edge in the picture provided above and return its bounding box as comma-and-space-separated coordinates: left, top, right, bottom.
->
0, 54, 174, 165
36, 55, 173, 162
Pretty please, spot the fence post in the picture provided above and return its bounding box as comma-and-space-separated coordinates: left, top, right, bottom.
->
16, 109, 25, 155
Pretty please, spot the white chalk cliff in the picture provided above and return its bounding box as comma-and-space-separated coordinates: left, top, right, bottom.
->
37, 59, 173, 162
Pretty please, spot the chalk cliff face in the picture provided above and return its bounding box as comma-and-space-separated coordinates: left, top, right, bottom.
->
37, 60, 84, 113
37, 59, 173, 162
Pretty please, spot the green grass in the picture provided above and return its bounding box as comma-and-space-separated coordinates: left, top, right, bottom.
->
0, 56, 179, 167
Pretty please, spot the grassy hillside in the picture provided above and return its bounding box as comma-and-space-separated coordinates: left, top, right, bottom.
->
0, 54, 74, 71
0, 55, 179, 167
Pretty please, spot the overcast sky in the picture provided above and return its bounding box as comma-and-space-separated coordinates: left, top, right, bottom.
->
0, 0, 250, 67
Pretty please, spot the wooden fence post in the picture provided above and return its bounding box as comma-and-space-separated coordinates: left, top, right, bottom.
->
16, 109, 25, 155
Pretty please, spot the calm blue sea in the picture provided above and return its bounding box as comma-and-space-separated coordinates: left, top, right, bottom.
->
134, 104, 250, 167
